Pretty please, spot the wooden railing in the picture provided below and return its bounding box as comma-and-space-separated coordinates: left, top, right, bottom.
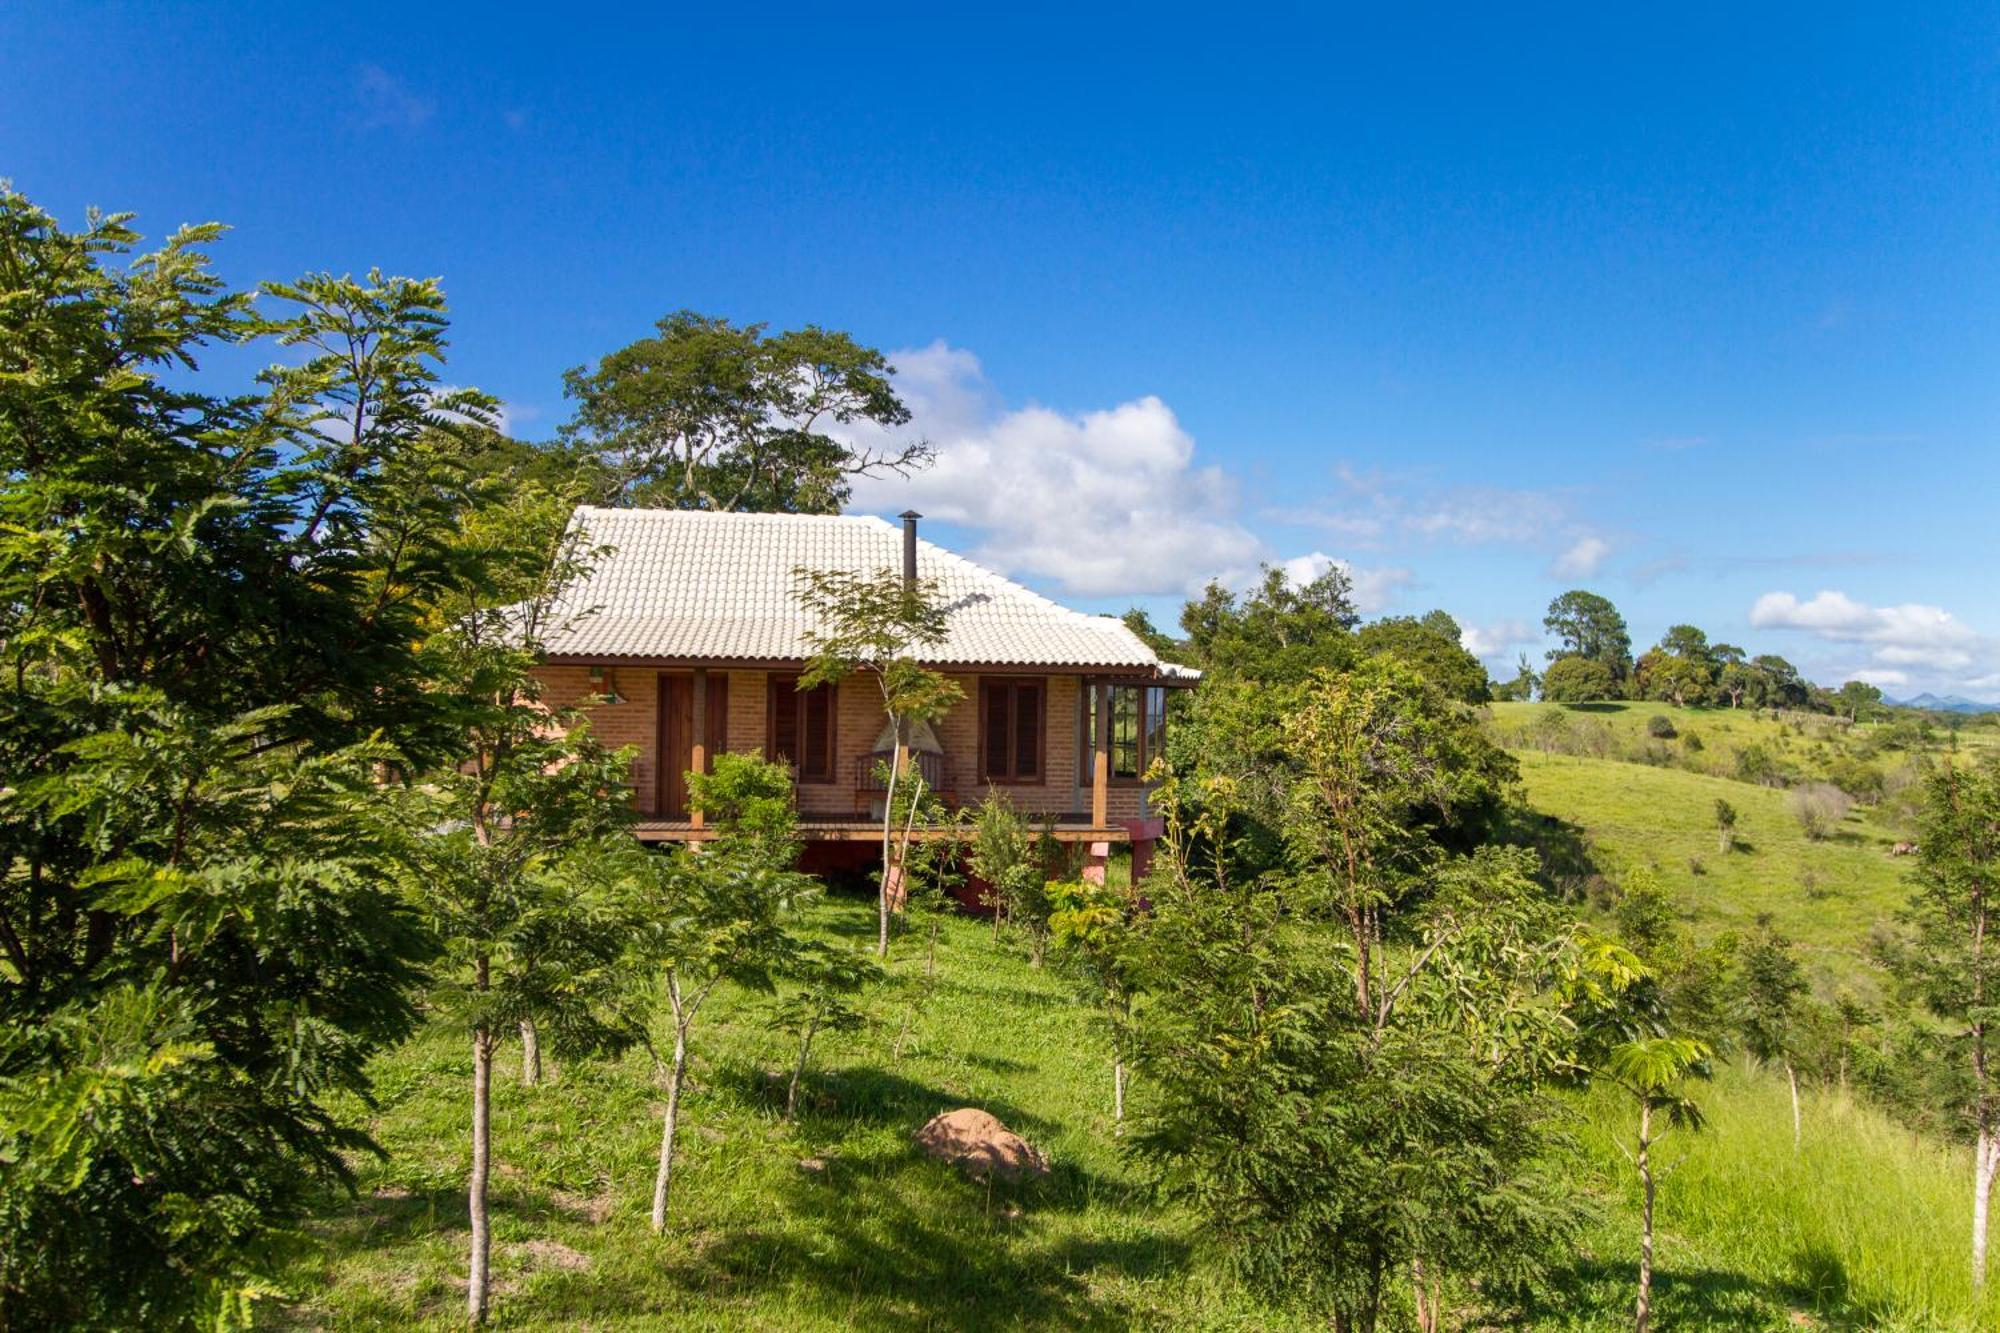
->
854, 749, 946, 797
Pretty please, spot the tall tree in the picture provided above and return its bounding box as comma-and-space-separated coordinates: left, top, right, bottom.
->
1131, 669, 1584, 1332
559, 311, 931, 511
0, 190, 484, 1326
1543, 590, 1633, 684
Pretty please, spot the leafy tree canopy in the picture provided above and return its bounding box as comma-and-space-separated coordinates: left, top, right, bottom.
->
560, 310, 931, 512
1541, 654, 1620, 703
1179, 563, 1359, 683
1355, 609, 1491, 704
1544, 590, 1633, 682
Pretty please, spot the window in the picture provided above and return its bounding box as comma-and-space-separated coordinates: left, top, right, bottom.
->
768, 675, 835, 783
980, 678, 1044, 782
1081, 684, 1168, 781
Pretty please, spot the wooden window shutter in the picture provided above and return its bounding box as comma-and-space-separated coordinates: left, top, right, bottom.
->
1015, 681, 1042, 779
769, 678, 799, 767
801, 681, 833, 781
982, 681, 1009, 780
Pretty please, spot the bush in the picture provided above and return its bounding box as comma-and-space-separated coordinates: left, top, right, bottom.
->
1790, 783, 1854, 841
1646, 714, 1678, 739
1682, 729, 1703, 752
1824, 754, 1886, 804
1736, 743, 1791, 787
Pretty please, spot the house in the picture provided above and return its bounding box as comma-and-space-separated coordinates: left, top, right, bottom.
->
532, 506, 1198, 881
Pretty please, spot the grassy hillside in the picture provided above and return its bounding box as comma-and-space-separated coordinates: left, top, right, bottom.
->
1509, 750, 1903, 986
1486, 702, 1929, 994
274, 896, 1999, 1330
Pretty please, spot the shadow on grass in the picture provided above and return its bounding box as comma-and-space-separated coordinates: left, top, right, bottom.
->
722, 1062, 1069, 1146
1514, 1252, 1891, 1331
658, 1140, 1186, 1330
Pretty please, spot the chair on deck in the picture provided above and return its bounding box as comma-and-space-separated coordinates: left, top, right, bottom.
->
853, 748, 947, 816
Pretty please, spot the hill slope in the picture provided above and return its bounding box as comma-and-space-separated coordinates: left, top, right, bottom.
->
278, 896, 1998, 1330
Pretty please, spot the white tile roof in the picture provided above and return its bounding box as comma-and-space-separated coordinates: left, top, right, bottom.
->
542, 507, 1162, 671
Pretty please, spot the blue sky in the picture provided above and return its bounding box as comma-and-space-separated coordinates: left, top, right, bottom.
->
7, 4, 2000, 695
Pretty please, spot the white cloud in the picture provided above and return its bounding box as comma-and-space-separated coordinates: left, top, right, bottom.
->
1749, 590, 1978, 654
1551, 535, 1612, 579
1749, 589, 1999, 697
355, 65, 433, 130
1459, 618, 1539, 663
1277, 551, 1414, 616
846, 343, 1261, 597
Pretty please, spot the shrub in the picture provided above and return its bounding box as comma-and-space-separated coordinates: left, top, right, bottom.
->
1613, 867, 1679, 953
1735, 743, 1790, 787
1682, 729, 1703, 752
1790, 783, 1854, 841
1646, 714, 1678, 739
1824, 754, 1885, 804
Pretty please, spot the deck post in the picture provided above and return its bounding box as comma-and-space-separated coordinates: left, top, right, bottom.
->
1092, 679, 1109, 829
689, 668, 707, 830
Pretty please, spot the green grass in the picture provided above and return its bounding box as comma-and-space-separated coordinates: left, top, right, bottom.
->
274, 895, 1998, 1330
1537, 1065, 2000, 1331
276, 897, 1291, 1331
1508, 748, 1906, 991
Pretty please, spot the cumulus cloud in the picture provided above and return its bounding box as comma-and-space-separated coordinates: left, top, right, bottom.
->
1749, 589, 1999, 696
846, 343, 1261, 597
1277, 551, 1414, 616
1459, 618, 1540, 663
1551, 535, 1612, 579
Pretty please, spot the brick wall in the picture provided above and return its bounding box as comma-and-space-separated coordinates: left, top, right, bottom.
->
531, 663, 1150, 825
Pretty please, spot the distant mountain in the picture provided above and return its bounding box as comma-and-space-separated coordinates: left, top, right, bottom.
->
1889, 692, 2000, 715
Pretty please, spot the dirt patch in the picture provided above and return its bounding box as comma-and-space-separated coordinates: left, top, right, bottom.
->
512, 1238, 592, 1272
550, 1185, 614, 1224
914, 1108, 1049, 1183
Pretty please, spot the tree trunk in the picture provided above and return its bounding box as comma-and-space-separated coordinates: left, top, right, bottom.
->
1412, 1258, 1438, 1333
468, 1022, 493, 1326
1113, 1058, 1126, 1124
878, 731, 898, 959
651, 1023, 689, 1233
1786, 1061, 1801, 1151
1976, 1130, 1998, 1290
520, 1017, 542, 1086
786, 1019, 818, 1121
1636, 1100, 1654, 1333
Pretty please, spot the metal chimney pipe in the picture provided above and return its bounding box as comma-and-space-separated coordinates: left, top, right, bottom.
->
900, 510, 921, 589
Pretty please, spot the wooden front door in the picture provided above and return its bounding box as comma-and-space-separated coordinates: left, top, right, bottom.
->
656, 673, 729, 818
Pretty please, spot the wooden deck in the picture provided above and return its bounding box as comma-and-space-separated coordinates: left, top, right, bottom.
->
632, 817, 1132, 844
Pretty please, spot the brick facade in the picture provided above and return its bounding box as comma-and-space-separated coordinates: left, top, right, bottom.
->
532, 663, 1150, 824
